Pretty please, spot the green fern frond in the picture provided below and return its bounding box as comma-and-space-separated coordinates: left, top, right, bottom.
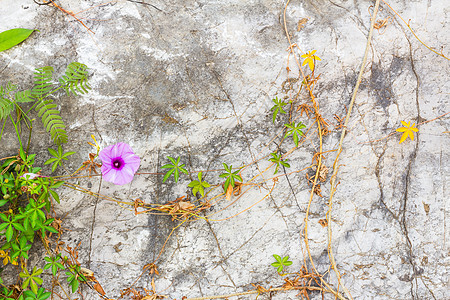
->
32, 66, 54, 99
0, 96, 14, 121
0, 85, 14, 121
35, 99, 67, 144
59, 62, 90, 96
14, 89, 34, 103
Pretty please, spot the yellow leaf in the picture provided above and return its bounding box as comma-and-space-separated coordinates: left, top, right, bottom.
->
396, 121, 418, 144
301, 50, 321, 71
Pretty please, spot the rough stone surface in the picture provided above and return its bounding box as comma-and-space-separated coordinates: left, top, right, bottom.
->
0, 0, 448, 299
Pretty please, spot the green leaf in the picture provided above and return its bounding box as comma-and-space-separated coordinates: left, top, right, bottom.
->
220, 163, 243, 193
59, 62, 91, 96
284, 122, 306, 147
271, 254, 292, 273
45, 146, 73, 172
49, 189, 60, 204
188, 172, 210, 197
270, 97, 288, 123
5, 224, 13, 242
269, 152, 290, 175
161, 156, 188, 183
0, 28, 36, 52
70, 279, 79, 293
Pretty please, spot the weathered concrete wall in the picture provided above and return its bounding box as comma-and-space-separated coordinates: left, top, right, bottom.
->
0, 0, 448, 299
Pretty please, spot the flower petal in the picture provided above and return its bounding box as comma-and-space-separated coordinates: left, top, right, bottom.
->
99, 144, 114, 162
102, 167, 119, 184
125, 155, 140, 173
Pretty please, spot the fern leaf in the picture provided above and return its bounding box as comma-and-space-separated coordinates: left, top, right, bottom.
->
0, 85, 14, 121
14, 89, 34, 103
59, 62, 90, 96
0, 96, 14, 121
35, 99, 67, 145
32, 66, 54, 99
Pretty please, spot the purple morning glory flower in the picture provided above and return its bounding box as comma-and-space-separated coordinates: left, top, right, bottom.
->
99, 143, 140, 185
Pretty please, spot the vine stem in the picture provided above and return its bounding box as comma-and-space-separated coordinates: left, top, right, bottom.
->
381, 0, 449, 60
183, 286, 333, 300
282, 1, 348, 299
326, 1, 381, 300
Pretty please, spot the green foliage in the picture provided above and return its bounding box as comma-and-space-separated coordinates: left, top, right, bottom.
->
11, 236, 32, 260
23, 288, 51, 300
284, 122, 306, 147
161, 156, 188, 183
0, 286, 17, 300
20, 266, 43, 294
44, 254, 65, 276
0, 214, 25, 242
219, 163, 242, 192
269, 152, 290, 174
35, 98, 67, 145
44, 145, 75, 172
0, 63, 90, 144
0, 83, 17, 121
31, 66, 59, 143
270, 96, 288, 123
0, 62, 87, 298
0, 28, 36, 52
188, 172, 211, 197
31, 66, 54, 100
271, 254, 292, 273
59, 62, 91, 96
15, 89, 34, 103
0, 151, 65, 291
66, 265, 86, 293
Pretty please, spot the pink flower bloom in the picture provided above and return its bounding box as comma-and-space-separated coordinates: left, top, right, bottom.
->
21, 173, 46, 180
99, 143, 140, 185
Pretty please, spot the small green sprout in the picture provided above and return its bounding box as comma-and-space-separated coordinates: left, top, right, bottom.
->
23, 287, 51, 300
161, 156, 188, 183
271, 254, 292, 273
19, 266, 43, 294
269, 152, 290, 174
44, 145, 75, 173
188, 172, 211, 197
219, 163, 243, 193
44, 254, 65, 276
270, 97, 288, 123
66, 265, 86, 293
284, 122, 306, 147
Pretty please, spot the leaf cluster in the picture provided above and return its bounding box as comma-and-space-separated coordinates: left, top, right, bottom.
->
0, 152, 64, 293
219, 163, 243, 193
161, 156, 188, 183
270, 96, 288, 123
271, 254, 293, 273
269, 152, 290, 174
188, 172, 211, 197
0, 62, 90, 145
284, 122, 306, 147
44, 145, 75, 172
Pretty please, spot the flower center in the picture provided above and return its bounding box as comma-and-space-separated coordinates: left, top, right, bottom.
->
112, 157, 125, 170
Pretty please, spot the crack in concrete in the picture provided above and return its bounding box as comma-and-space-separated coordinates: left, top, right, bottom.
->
374, 146, 397, 220
204, 219, 237, 289
87, 176, 102, 269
